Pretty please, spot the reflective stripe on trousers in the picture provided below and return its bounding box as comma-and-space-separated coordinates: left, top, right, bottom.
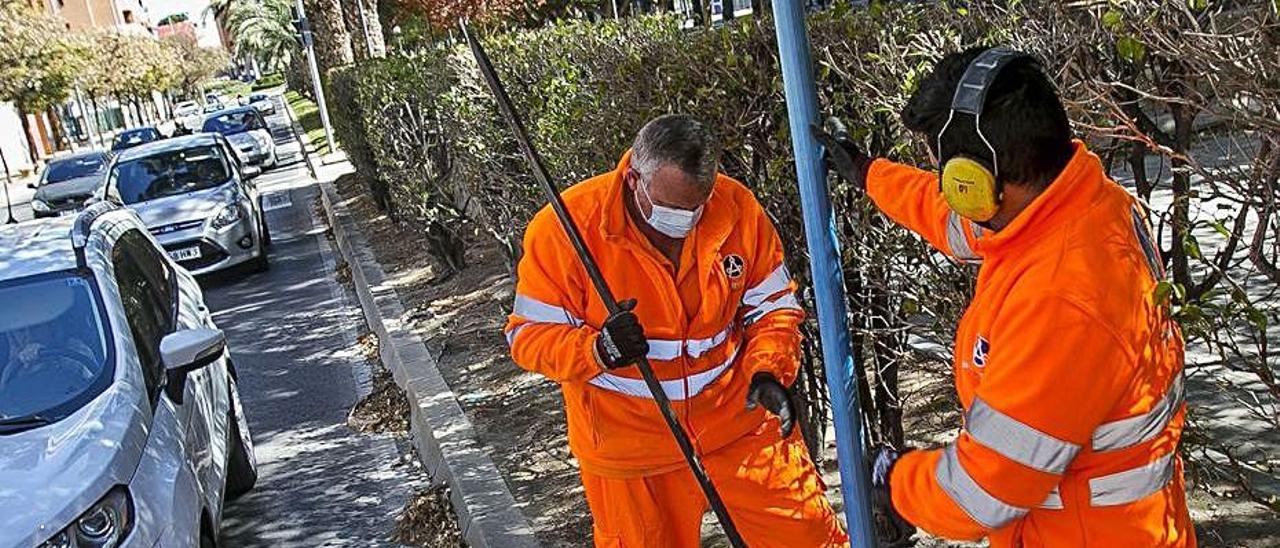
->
588, 345, 738, 400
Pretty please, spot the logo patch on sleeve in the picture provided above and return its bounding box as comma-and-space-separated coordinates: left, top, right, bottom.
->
972, 336, 990, 368
722, 254, 745, 279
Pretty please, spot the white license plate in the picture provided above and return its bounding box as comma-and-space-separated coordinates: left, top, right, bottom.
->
57, 208, 81, 217
263, 192, 292, 211
169, 247, 203, 262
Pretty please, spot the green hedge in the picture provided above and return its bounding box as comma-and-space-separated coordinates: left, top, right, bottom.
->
324, 2, 1280, 462
252, 71, 285, 90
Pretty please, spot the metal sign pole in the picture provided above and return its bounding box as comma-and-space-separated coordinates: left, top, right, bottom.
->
293, 0, 336, 155
770, 1, 876, 546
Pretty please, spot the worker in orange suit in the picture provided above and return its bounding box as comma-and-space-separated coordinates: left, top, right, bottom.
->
814, 47, 1195, 547
504, 114, 848, 547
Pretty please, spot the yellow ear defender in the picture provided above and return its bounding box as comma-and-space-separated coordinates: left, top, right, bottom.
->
935, 47, 1035, 223
940, 156, 1000, 221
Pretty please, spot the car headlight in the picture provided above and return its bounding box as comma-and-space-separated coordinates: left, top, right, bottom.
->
31, 199, 50, 212
40, 487, 133, 548
210, 202, 245, 230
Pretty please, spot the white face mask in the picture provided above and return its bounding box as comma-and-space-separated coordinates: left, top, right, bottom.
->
635, 179, 703, 239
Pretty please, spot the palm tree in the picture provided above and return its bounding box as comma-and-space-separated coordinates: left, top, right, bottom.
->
228, 0, 299, 71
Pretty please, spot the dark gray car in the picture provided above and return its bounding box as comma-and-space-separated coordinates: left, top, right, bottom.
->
29, 152, 112, 218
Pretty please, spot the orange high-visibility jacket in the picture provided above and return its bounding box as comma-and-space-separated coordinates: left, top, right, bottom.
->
868, 142, 1194, 546
505, 150, 804, 478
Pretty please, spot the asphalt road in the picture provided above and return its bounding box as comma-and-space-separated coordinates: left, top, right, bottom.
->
203, 98, 421, 546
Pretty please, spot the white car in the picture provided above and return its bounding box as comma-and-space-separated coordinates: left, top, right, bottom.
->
0, 202, 257, 547
174, 101, 203, 132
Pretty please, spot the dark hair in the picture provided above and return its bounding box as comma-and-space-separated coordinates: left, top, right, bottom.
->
902, 46, 1074, 189
632, 114, 721, 189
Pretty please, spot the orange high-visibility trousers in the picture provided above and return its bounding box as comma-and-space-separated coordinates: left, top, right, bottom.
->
580, 426, 848, 548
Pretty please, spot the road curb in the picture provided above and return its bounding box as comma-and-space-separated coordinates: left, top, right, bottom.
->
318, 180, 540, 548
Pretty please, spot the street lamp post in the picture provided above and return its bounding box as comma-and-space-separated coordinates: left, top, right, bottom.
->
293, 0, 336, 155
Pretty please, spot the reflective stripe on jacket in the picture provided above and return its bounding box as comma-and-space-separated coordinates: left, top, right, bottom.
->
505, 150, 804, 478
868, 142, 1195, 547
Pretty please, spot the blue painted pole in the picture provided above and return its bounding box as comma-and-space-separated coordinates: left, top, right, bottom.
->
770, 2, 877, 546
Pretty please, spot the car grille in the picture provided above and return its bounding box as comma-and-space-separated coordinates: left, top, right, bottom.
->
48, 195, 88, 210
163, 240, 227, 271
149, 219, 204, 236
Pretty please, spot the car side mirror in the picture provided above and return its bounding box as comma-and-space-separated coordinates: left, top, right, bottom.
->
161, 327, 226, 404
241, 165, 262, 180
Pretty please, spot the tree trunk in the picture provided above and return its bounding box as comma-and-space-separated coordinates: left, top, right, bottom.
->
76, 91, 101, 149
1169, 102, 1195, 291
18, 110, 41, 165
340, 0, 385, 60
305, 0, 355, 71
90, 97, 105, 148
286, 53, 313, 99
46, 107, 68, 152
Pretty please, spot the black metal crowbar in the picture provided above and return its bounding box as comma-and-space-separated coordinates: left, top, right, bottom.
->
459, 21, 747, 548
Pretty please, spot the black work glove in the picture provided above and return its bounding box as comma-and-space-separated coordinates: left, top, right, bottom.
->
810, 117, 873, 191
745, 373, 795, 438
869, 445, 916, 547
593, 299, 648, 369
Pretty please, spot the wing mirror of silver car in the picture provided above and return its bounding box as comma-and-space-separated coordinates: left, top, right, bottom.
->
161, 327, 227, 404
241, 165, 262, 180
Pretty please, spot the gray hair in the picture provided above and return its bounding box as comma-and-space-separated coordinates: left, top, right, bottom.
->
631, 114, 721, 189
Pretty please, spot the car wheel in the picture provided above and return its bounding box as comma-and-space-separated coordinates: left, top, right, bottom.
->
200, 524, 217, 548
248, 243, 270, 274
226, 376, 258, 498
259, 211, 272, 248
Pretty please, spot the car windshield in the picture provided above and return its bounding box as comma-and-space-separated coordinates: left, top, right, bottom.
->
111, 145, 230, 204
0, 274, 111, 432
202, 111, 264, 135
44, 155, 106, 185
113, 129, 159, 149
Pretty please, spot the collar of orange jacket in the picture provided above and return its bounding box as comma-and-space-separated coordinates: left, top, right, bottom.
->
601, 149, 740, 252
972, 140, 1106, 256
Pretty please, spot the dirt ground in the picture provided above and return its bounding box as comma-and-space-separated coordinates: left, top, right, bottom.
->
332, 173, 1276, 547
334, 174, 590, 546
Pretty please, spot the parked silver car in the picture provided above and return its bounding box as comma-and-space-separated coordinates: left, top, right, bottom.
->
102, 134, 271, 275
247, 93, 276, 115
200, 107, 276, 169
29, 151, 112, 218
0, 202, 257, 547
